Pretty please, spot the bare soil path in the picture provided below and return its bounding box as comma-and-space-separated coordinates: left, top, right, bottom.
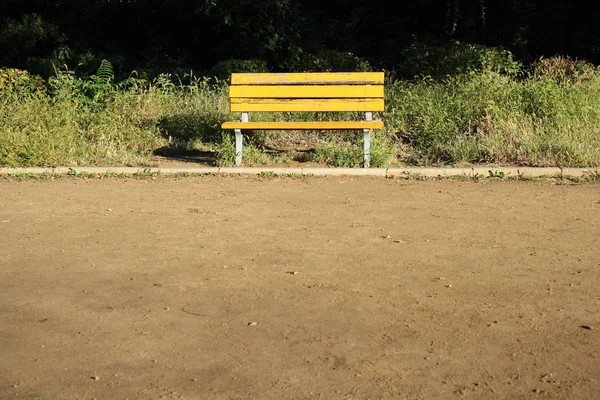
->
1, 177, 599, 399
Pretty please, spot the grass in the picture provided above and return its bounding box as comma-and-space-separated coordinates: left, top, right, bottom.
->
2, 57, 600, 168
385, 71, 600, 167
3, 169, 599, 185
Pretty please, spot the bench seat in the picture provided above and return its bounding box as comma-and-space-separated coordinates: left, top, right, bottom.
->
221, 121, 384, 130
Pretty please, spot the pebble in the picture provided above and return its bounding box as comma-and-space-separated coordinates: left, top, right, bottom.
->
91, 376, 100, 380
248, 322, 258, 327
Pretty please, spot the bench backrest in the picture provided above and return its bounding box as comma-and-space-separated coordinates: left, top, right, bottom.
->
229, 72, 384, 112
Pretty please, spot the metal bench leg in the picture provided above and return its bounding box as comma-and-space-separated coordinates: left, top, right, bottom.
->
235, 112, 248, 167
363, 129, 371, 168
235, 129, 242, 166
364, 112, 372, 168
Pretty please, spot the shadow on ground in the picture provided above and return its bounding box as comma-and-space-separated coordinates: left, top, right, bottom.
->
153, 146, 218, 166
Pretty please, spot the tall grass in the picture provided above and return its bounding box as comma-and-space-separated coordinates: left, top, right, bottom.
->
0, 69, 229, 167
2, 58, 600, 168
385, 67, 600, 167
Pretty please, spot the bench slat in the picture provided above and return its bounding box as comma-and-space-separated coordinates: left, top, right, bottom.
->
230, 98, 384, 112
221, 121, 384, 130
231, 72, 384, 85
230, 85, 383, 98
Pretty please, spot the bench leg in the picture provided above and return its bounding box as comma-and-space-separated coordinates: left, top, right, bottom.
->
364, 111, 372, 168
235, 129, 242, 166
363, 129, 371, 168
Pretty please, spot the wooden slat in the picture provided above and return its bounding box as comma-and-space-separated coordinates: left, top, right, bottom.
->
222, 121, 384, 130
230, 98, 384, 112
231, 72, 384, 85
230, 85, 383, 98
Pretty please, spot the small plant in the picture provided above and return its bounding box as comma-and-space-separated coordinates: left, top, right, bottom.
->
0, 68, 45, 101
216, 132, 237, 167
132, 168, 159, 178
315, 141, 363, 167
471, 172, 483, 181
259, 171, 275, 178
583, 169, 600, 181
488, 169, 508, 179
531, 56, 596, 83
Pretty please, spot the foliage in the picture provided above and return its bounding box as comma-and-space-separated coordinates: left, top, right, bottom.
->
385, 69, 600, 166
395, 41, 522, 80
206, 59, 269, 81
96, 59, 114, 85
314, 135, 395, 167
530, 56, 597, 83
2, 1, 600, 75
299, 51, 372, 72
216, 133, 279, 167
0, 13, 61, 67
0, 68, 45, 100
3, 59, 600, 169
157, 77, 230, 143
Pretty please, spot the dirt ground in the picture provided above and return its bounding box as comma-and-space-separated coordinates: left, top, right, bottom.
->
1, 176, 599, 400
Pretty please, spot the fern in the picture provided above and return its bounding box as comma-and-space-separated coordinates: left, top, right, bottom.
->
96, 59, 114, 85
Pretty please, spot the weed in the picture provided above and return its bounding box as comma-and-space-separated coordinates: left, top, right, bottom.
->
132, 168, 160, 178
488, 170, 509, 179
259, 171, 275, 178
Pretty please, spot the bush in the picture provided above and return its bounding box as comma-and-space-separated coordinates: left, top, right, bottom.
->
385, 69, 600, 166
530, 55, 597, 83
206, 59, 269, 81
0, 68, 46, 101
157, 78, 229, 143
314, 134, 394, 167
3, 53, 600, 169
395, 41, 522, 80
298, 50, 372, 72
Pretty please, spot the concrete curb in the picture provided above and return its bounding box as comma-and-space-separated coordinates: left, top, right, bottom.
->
0, 166, 598, 178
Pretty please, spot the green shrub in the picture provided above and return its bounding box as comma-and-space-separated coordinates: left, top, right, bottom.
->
0, 68, 46, 101
207, 59, 269, 81
157, 78, 229, 143
530, 56, 597, 83
299, 50, 372, 72
216, 132, 279, 167
315, 134, 394, 167
3, 53, 600, 169
385, 69, 600, 166
395, 41, 522, 80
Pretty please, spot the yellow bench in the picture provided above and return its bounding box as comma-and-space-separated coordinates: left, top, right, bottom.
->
221, 72, 385, 167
